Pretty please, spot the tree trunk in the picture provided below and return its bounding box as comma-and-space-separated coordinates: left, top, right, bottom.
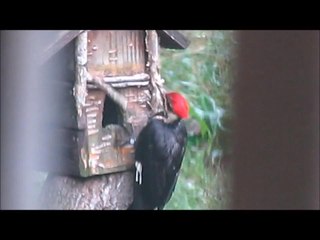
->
39, 172, 133, 210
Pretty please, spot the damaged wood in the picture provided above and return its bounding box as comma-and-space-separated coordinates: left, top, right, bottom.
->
145, 30, 167, 116
85, 124, 135, 176
78, 89, 135, 176
87, 31, 146, 76
87, 73, 150, 88
78, 30, 152, 176
88, 77, 128, 113
119, 86, 151, 137
74, 31, 88, 130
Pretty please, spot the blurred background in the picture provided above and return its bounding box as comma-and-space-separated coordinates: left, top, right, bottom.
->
160, 31, 235, 209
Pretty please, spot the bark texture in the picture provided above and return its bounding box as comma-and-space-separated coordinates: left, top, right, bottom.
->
39, 172, 133, 210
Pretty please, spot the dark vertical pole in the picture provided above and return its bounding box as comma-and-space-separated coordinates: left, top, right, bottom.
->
232, 31, 319, 209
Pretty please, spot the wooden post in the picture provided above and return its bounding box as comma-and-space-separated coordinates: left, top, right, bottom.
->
232, 30, 319, 209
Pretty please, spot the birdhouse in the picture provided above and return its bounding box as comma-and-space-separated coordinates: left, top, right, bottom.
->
36, 30, 189, 177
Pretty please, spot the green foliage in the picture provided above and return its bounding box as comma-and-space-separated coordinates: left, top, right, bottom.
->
160, 31, 236, 209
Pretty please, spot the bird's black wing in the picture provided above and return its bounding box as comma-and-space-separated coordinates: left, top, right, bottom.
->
133, 118, 187, 209
160, 119, 187, 209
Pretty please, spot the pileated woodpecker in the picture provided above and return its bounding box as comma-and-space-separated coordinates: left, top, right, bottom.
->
129, 92, 189, 210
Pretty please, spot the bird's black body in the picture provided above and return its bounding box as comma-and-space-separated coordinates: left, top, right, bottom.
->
129, 118, 188, 210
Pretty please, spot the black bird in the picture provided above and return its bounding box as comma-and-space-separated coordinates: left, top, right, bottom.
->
129, 92, 189, 210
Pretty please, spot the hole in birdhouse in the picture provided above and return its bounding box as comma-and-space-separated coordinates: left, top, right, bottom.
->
102, 94, 123, 127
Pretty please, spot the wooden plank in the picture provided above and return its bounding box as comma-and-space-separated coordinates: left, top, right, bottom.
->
84, 124, 135, 177
84, 89, 105, 134
101, 73, 150, 88
87, 30, 146, 76
74, 32, 88, 130
157, 30, 190, 49
145, 30, 167, 115
118, 86, 151, 137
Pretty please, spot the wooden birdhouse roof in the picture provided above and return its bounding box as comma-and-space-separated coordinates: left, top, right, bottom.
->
40, 30, 190, 64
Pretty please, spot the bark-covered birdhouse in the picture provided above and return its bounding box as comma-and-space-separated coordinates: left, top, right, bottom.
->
37, 30, 189, 177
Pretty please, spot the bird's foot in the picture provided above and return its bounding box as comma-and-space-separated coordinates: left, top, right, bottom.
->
135, 161, 143, 185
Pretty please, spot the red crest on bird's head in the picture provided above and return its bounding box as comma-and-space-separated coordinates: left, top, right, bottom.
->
166, 92, 190, 119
